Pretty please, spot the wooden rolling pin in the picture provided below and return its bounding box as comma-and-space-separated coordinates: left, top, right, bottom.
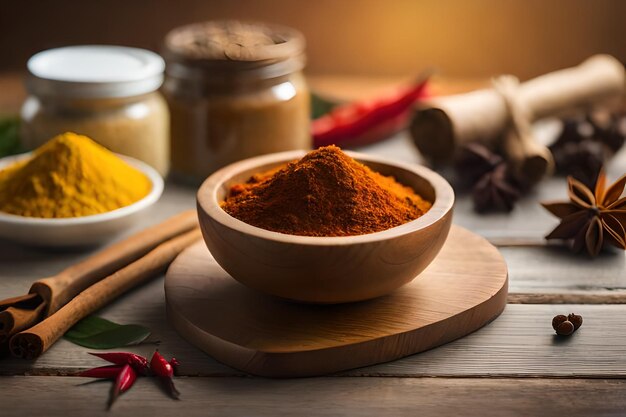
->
0, 210, 198, 346
410, 55, 625, 183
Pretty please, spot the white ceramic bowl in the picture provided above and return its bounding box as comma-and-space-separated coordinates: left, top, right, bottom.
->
0, 153, 164, 247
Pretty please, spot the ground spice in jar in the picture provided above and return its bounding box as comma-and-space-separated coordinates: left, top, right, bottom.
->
163, 20, 309, 183
0, 132, 151, 218
221, 146, 432, 236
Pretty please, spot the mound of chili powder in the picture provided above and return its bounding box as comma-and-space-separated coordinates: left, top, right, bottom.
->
221, 146, 431, 237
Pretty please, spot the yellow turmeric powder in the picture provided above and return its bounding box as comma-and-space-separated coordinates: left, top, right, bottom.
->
0, 132, 152, 218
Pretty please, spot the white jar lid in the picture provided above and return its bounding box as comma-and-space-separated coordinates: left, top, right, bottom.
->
27, 45, 165, 98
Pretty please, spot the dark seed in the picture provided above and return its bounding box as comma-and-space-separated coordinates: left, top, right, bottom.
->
552, 314, 567, 331
568, 313, 583, 330
556, 320, 575, 336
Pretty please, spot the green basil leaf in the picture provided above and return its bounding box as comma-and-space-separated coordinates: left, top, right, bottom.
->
311, 93, 340, 120
64, 316, 151, 349
0, 115, 21, 157
65, 316, 121, 339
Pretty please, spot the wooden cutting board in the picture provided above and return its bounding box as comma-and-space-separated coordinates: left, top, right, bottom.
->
165, 225, 508, 377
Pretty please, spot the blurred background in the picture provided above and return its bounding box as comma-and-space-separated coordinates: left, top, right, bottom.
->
1, 0, 624, 79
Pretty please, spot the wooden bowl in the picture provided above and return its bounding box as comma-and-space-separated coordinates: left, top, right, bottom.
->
197, 150, 454, 303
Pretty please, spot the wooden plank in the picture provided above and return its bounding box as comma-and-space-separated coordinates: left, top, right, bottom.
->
504, 246, 626, 295
2, 303, 626, 378
508, 293, 626, 304
0, 188, 623, 377
352, 304, 626, 377
0, 186, 624, 378
3, 376, 626, 417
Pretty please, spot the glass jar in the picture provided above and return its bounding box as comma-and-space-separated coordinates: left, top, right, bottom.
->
162, 21, 311, 183
21, 46, 170, 176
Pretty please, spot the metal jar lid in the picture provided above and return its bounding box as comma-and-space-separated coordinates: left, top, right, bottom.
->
162, 21, 306, 84
26, 45, 165, 99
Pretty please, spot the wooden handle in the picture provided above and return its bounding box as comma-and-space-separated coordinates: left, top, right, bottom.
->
520, 54, 625, 119
411, 54, 625, 164
493, 75, 555, 185
30, 210, 198, 316
411, 89, 507, 162
10, 228, 203, 360
501, 129, 555, 185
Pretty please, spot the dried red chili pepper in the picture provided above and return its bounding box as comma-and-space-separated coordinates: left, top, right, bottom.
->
77, 351, 182, 407
108, 364, 137, 409
170, 357, 180, 376
150, 350, 174, 378
89, 351, 149, 375
77, 364, 123, 379
150, 350, 180, 399
312, 76, 430, 148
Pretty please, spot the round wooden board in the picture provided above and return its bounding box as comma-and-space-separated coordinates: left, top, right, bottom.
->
165, 225, 508, 377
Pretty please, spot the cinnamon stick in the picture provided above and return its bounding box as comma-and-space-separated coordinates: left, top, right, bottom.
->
0, 210, 198, 345
0, 293, 39, 310
31, 209, 199, 316
0, 302, 46, 344
10, 228, 202, 360
0, 294, 45, 344
0, 294, 43, 355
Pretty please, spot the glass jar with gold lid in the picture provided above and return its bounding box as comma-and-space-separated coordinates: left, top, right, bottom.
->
21, 46, 170, 176
162, 21, 311, 183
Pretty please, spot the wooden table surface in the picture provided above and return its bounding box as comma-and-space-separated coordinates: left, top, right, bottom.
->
1, 75, 626, 416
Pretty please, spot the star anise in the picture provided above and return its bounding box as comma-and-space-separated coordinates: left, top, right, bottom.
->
542, 171, 626, 256
549, 111, 626, 189
454, 143, 522, 213
550, 139, 604, 190
588, 110, 626, 154
473, 163, 521, 213
454, 142, 503, 188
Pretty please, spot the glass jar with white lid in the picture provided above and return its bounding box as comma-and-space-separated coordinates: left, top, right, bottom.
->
20, 45, 170, 176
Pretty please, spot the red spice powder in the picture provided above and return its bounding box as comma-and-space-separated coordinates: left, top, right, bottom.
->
221, 146, 431, 236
